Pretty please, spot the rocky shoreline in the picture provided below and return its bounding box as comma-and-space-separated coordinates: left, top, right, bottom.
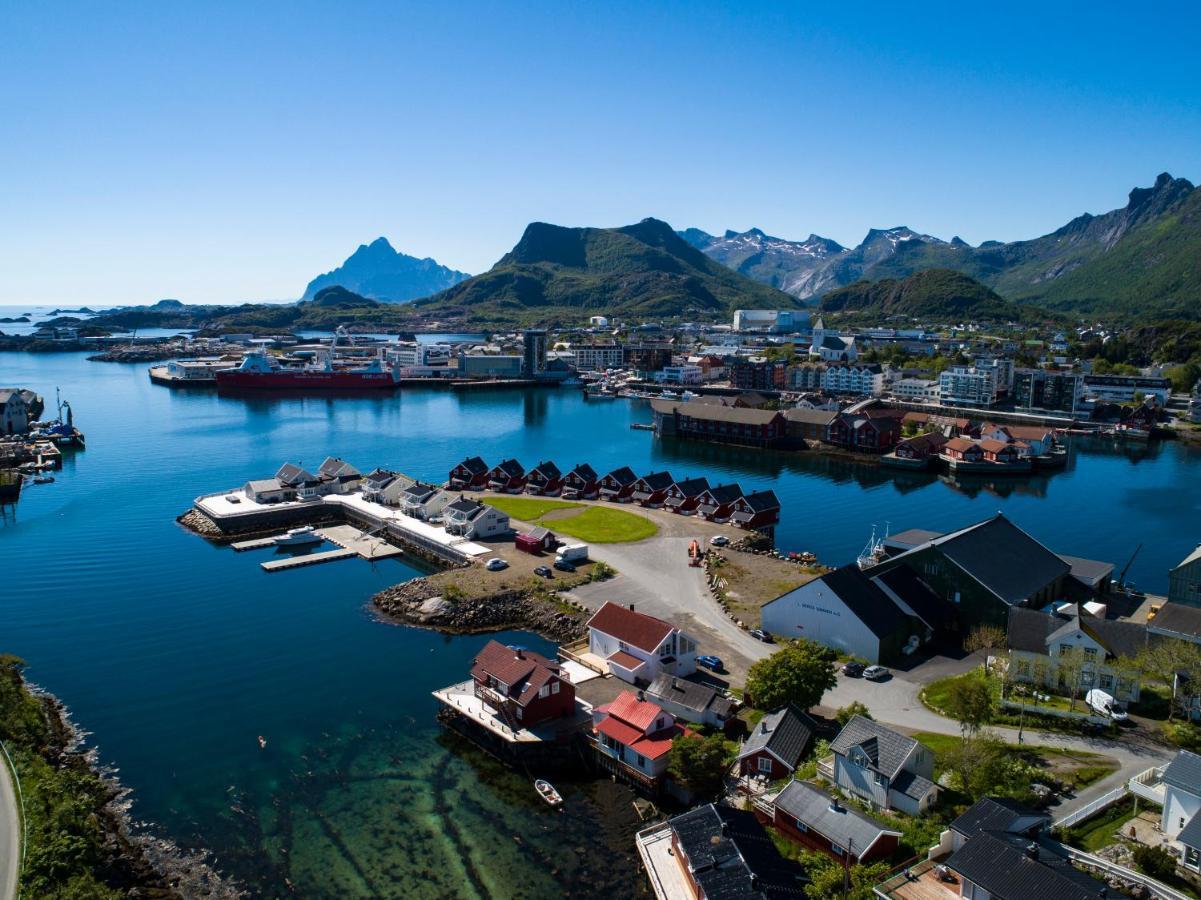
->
28, 683, 241, 898
372, 578, 587, 642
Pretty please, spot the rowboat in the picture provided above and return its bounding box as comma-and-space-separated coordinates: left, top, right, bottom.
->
534, 779, 563, 807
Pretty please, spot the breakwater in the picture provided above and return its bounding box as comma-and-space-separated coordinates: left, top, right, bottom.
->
372, 580, 586, 642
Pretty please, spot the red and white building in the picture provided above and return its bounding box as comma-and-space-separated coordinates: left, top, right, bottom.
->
631, 471, 674, 507
586, 601, 697, 684
729, 489, 781, 530
662, 476, 710, 515
592, 690, 693, 788
561, 463, 599, 499
598, 466, 639, 502
470, 640, 576, 729
486, 458, 527, 493
524, 460, 563, 496
695, 483, 744, 522
448, 456, 490, 490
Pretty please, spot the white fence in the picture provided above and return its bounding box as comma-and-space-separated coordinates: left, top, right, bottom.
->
1053, 786, 1129, 829
1061, 844, 1193, 900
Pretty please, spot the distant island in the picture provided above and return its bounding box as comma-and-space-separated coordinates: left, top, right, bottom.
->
302, 237, 469, 303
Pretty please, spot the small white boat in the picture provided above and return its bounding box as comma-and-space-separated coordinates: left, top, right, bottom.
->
32, 475, 55, 484
534, 779, 563, 807
274, 526, 322, 547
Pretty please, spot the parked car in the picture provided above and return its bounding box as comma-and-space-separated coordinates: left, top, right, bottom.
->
863, 665, 890, 681
1085, 688, 1128, 721
553, 559, 576, 573
485, 558, 509, 571
841, 661, 865, 677
696, 655, 724, 672
709, 535, 730, 547
533, 565, 553, 578
749, 629, 773, 643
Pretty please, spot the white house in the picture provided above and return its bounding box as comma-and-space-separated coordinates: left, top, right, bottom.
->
1162, 750, 1201, 873
808, 318, 857, 362
398, 482, 453, 520
760, 565, 946, 666
316, 457, 361, 494
243, 462, 324, 503
0, 388, 33, 435
978, 423, 1055, 457
442, 497, 511, 539
828, 715, 938, 816
586, 601, 697, 684
591, 690, 690, 786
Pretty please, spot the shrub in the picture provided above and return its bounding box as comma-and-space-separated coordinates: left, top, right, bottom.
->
1133, 844, 1177, 881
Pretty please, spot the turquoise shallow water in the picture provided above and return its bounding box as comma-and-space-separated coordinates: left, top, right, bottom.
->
2, 351, 1200, 896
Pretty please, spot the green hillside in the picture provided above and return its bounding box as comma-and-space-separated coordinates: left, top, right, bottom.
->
818, 269, 1035, 321
412, 218, 802, 325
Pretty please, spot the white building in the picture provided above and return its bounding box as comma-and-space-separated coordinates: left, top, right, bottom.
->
733, 309, 807, 334
808, 318, 857, 362
939, 366, 996, 407
398, 482, 453, 520
822, 363, 884, 397
0, 388, 34, 435
571, 345, 625, 371
442, 497, 511, 539
1161, 751, 1201, 873
829, 716, 939, 816
585, 601, 697, 684
657, 365, 703, 385
891, 377, 939, 402
588, 315, 610, 328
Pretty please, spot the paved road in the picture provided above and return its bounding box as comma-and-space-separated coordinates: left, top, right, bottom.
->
0, 744, 20, 900
823, 657, 1176, 818
566, 534, 773, 683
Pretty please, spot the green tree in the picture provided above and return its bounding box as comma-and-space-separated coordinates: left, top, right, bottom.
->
1136, 640, 1201, 720
1133, 844, 1177, 881
946, 672, 995, 737
800, 851, 891, 900
1054, 646, 1088, 711
836, 701, 873, 726
745, 640, 837, 711
667, 733, 733, 798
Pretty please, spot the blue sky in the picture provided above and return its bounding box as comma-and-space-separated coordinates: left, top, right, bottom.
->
2, 2, 1199, 305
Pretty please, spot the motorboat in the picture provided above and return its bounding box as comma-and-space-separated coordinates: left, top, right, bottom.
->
274, 526, 323, 547
534, 779, 563, 807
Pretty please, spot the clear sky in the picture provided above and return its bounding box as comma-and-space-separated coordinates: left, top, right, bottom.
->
3, 1, 1199, 305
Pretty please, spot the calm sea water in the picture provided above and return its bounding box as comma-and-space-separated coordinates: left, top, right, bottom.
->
2, 351, 1200, 897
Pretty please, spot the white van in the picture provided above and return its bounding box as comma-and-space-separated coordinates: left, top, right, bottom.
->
1086, 688, 1128, 721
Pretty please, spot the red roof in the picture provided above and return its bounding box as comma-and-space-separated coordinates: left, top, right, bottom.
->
587, 602, 673, 652
945, 437, 976, 452
595, 716, 681, 760
470, 640, 560, 702
607, 650, 646, 671
606, 690, 664, 731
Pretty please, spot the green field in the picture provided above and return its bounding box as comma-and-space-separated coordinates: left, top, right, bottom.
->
479, 497, 583, 520
482, 498, 658, 543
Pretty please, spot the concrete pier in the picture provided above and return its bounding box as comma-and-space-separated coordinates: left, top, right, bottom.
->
315, 524, 403, 560
261, 548, 356, 572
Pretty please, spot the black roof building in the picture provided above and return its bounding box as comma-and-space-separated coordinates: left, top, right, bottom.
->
669, 804, 807, 899
945, 830, 1110, 900
601, 465, 638, 485
736, 705, 816, 771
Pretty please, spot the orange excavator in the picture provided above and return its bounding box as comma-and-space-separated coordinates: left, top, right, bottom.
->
688, 539, 702, 567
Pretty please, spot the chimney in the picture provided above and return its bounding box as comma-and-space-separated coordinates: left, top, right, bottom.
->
720, 821, 729, 836
1024, 842, 1039, 860
760, 720, 770, 734
629, 603, 636, 612
515, 649, 525, 660
637, 690, 645, 702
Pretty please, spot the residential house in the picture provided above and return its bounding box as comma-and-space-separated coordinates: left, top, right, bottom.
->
941, 825, 1110, 899
822, 363, 884, 397
941, 437, 984, 463
448, 455, 490, 490
782, 408, 838, 444
515, 526, 557, 554
729, 490, 782, 530
867, 513, 1079, 629
663, 476, 710, 515
978, 438, 1025, 464
470, 640, 575, 729
827, 409, 901, 453
486, 458, 527, 493
1007, 604, 1146, 703
0, 389, 32, 435
599, 466, 639, 502
946, 797, 1050, 854
763, 780, 900, 864
646, 674, 736, 729
316, 457, 362, 494
892, 432, 948, 462
399, 481, 452, 520
591, 690, 692, 788
1162, 750, 1201, 873
1170, 543, 1201, 607
443, 497, 511, 539
243, 462, 325, 503
376, 473, 417, 507
696, 483, 744, 522
242, 476, 292, 504
980, 423, 1055, 457
586, 601, 698, 684
828, 715, 938, 815
631, 470, 675, 507
1149, 601, 1201, 647
524, 460, 563, 496
658, 804, 807, 899
761, 565, 950, 666
736, 706, 817, 780
561, 463, 599, 500
651, 400, 789, 449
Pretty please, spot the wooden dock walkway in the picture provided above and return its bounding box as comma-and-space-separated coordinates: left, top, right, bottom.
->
316, 525, 403, 560
231, 535, 284, 551
261, 548, 356, 572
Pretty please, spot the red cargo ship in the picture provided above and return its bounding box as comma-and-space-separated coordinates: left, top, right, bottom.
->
215, 352, 401, 391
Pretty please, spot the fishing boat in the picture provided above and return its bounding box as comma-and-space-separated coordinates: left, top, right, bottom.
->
274, 526, 323, 547
856, 523, 889, 570
534, 779, 563, 807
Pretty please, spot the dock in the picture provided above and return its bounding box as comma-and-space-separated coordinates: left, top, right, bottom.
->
231, 535, 285, 551
261, 548, 356, 571
315, 524, 404, 560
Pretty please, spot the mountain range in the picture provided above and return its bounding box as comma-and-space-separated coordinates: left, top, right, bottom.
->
302, 237, 469, 303
683, 173, 1199, 319
412, 217, 800, 324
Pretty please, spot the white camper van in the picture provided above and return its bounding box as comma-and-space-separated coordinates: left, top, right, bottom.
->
1086, 688, 1128, 721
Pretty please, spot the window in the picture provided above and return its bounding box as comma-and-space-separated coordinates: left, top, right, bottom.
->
1084, 648, 1098, 661
875, 773, 888, 786
655, 717, 665, 731
515, 707, 522, 720
832, 845, 844, 856
795, 820, 808, 832
1099, 674, 1114, 690
1058, 643, 1073, 656
538, 685, 550, 699
551, 681, 560, 695
636, 754, 646, 767
758, 757, 773, 773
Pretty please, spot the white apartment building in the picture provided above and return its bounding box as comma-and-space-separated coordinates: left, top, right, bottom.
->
939, 366, 997, 407
571, 344, 625, 371
659, 365, 703, 385
822, 363, 884, 396
891, 377, 940, 402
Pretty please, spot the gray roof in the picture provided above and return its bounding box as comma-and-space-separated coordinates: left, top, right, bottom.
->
950, 797, 1048, 838
772, 781, 899, 853
889, 514, 1069, 607
669, 804, 807, 899
829, 715, 918, 779
1150, 602, 1201, 640
737, 706, 816, 769
891, 769, 937, 802
655, 399, 784, 426
782, 408, 839, 426
883, 528, 944, 550
1176, 544, 1201, 570
1007, 606, 1147, 659
246, 478, 283, 493
276, 462, 317, 485
1179, 811, 1201, 851
647, 674, 735, 720
946, 831, 1109, 899
1058, 555, 1114, 585
1163, 750, 1201, 795
446, 497, 483, 515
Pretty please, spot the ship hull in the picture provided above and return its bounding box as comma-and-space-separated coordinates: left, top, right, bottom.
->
216, 371, 399, 391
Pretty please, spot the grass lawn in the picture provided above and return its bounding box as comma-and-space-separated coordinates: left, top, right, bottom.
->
483, 497, 659, 543
911, 731, 1119, 788
1064, 798, 1137, 852
921, 671, 1104, 736
480, 497, 583, 520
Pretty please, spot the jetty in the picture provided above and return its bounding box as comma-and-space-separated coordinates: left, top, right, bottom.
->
261, 548, 356, 572
314, 524, 403, 560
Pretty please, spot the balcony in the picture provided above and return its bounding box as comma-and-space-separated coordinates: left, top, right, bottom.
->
817, 755, 835, 781
473, 681, 514, 715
